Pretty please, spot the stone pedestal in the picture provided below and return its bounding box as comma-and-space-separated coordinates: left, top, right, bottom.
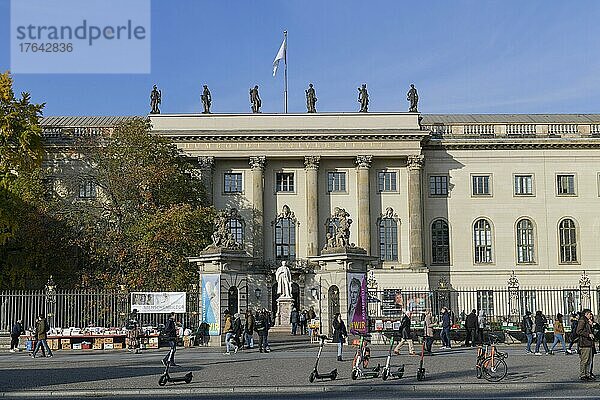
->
274, 297, 295, 332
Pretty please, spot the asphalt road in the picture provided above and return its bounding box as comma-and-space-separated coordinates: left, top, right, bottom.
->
1, 335, 598, 399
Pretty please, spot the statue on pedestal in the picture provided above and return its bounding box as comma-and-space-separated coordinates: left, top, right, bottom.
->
150, 85, 161, 114
201, 85, 212, 114
250, 85, 262, 113
358, 84, 369, 112
275, 261, 292, 299
305, 83, 317, 113
203, 209, 243, 252
407, 84, 419, 112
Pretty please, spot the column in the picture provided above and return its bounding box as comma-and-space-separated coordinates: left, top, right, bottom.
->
304, 156, 320, 256
356, 155, 372, 253
197, 156, 215, 205
249, 156, 266, 260
407, 154, 425, 269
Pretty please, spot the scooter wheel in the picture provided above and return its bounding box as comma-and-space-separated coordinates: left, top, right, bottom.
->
330, 370, 337, 380
351, 369, 359, 380
382, 369, 390, 381
158, 375, 168, 386
309, 371, 316, 383
417, 370, 425, 381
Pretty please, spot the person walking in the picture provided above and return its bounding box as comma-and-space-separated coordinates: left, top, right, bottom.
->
31, 315, 52, 358
232, 313, 243, 351
394, 311, 416, 355
254, 310, 268, 353
465, 309, 478, 347
423, 310, 434, 355
223, 309, 237, 355
162, 312, 179, 366
300, 310, 308, 336
290, 307, 299, 336
308, 307, 317, 337
10, 319, 24, 352
534, 310, 550, 355
522, 311, 534, 354
332, 313, 347, 361
477, 310, 487, 344
576, 309, 595, 381
244, 310, 255, 349
568, 312, 580, 354
263, 308, 272, 352
440, 308, 452, 349
550, 313, 567, 354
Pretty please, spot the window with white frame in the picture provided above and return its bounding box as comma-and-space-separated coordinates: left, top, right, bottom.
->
327, 171, 346, 192
559, 218, 577, 263
514, 175, 533, 195
275, 172, 294, 193
79, 180, 97, 199
431, 219, 450, 265
472, 175, 491, 196
224, 172, 243, 193
473, 219, 493, 263
379, 218, 398, 261
377, 171, 397, 192
429, 175, 448, 196
557, 174, 576, 196
516, 218, 535, 263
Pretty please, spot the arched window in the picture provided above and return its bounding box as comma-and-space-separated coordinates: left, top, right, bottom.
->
228, 218, 244, 245
275, 217, 296, 260
379, 218, 398, 261
431, 219, 450, 265
473, 219, 493, 264
228, 286, 239, 315
516, 219, 535, 263
559, 218, 577, 263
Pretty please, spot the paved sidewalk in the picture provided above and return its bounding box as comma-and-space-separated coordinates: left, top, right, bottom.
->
0, 334, 597, 398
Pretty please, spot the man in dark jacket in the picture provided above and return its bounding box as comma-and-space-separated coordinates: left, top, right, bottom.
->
465, 309, 478, 347
31, 315, 52, 358
244, 310, 255, 349
534, 310, 550, 355
393, 311, 415, 355
440, 308, 452, 349
568, 312, 580, 354
522, 311, 534, 353
232, 313, 243, 350
162, 312, 178, 367
290, 308, 299, 335
254, 310, 268, 353
576, 309, 595, 381
332, 313, 347, 361
10, 319, 24, 352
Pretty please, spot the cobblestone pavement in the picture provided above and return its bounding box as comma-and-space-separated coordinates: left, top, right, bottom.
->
0, 335, 598, 399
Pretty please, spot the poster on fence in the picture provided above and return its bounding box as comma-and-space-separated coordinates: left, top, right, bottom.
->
130, 292, 186, 314
347, 272, 367, 334
202, 274, 220, 335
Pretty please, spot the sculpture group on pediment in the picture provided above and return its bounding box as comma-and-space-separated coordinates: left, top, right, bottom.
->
323, 207, 354, 251
205, 208, 243, 251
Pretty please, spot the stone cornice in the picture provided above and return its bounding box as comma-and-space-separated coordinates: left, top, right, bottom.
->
425, 138, 600, 150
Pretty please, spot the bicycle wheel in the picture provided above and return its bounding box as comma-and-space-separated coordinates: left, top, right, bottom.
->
482, 356, 507, 382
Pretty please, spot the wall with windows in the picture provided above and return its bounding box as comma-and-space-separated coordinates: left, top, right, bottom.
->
423, 147, 600, 288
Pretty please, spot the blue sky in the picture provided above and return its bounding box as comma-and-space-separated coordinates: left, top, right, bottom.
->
1, 0, 600, 116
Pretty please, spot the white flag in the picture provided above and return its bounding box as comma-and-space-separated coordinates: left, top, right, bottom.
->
272, 36, 286, 77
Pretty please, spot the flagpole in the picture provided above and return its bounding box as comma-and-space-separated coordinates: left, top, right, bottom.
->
283, 30, 288, 114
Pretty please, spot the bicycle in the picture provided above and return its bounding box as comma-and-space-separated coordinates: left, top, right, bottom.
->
475, 333, 508, 382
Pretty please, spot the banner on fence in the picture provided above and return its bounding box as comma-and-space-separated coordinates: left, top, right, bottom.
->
130, 292, 186, 313
202, 274, 221, 335
347, 272, 367, 334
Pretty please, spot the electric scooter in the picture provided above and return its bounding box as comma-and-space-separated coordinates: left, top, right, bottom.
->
351, 333, 381, 380
416, 338, 426, 381
309, 335, 338, 383
382, 335, 405, 380
158, 362, 193, 386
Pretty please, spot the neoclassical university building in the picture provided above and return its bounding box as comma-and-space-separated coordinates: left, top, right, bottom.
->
40, 112, 600, 327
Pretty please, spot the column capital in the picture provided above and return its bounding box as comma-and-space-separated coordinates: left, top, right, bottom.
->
407, 154, 424, 171
304, 155, 321, 170
355, 155, 373, 169
249, 156, 266, 171
197, 156, 215, 171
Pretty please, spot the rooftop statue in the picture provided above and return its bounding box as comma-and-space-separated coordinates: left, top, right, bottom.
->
305, 83, 317, 113
150, 85, 161, 114
358, 84, 369, 112
250, 85, 262, 113
407, 84, 419, 112
201, 85, 212, 114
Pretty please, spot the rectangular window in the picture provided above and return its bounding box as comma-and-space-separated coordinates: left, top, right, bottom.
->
275, 172, 294, 192
429, 176, 448, 196
472, 175, 491, 196
79, 180, 96, 199
377, 171, 397, 192
477, 290, 494, 316
224, 173, 243, 193
514, 175, 533, 195
557, 174, 576, 195
327, 171, 346, 192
